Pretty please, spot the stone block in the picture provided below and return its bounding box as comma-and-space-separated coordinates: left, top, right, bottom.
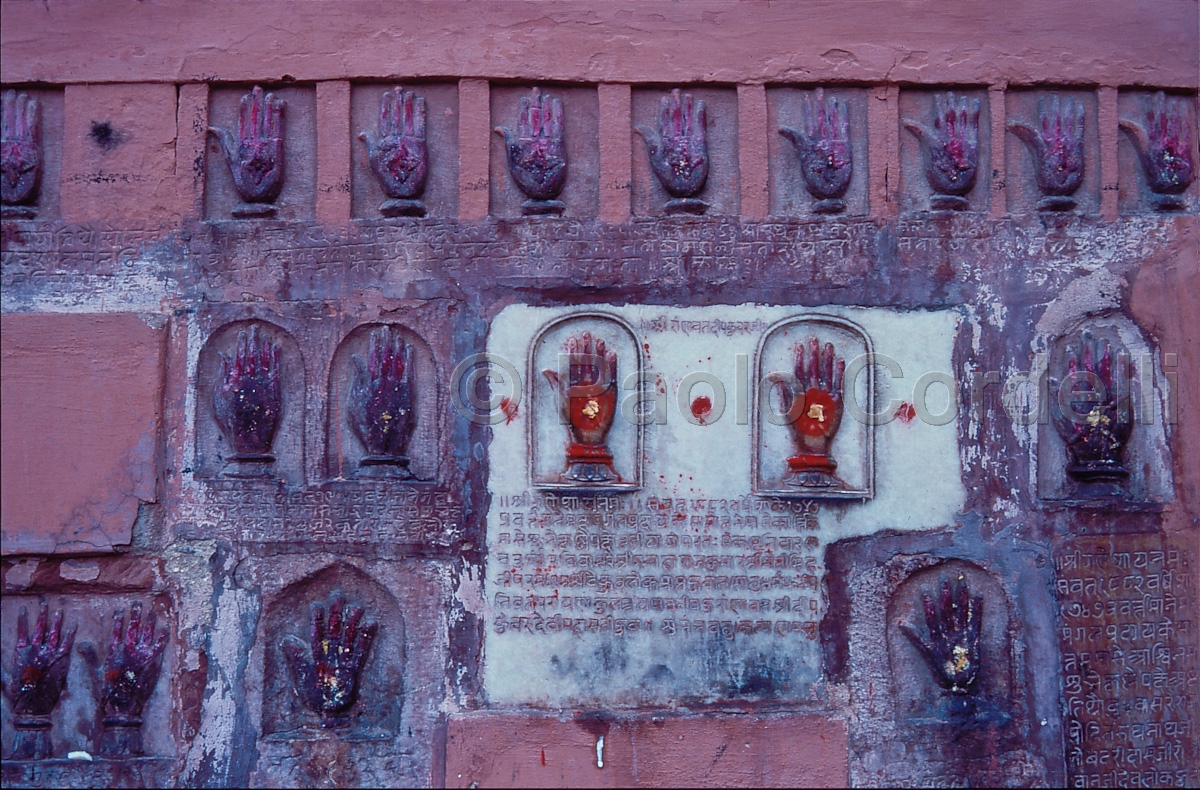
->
445, 712, 848, 788
1, 313, 163, 555
60, 84, 181, 225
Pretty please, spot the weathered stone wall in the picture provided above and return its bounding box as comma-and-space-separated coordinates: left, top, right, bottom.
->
1, 2, 1197, 787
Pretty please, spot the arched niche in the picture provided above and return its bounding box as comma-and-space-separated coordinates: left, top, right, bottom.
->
753, 314, 873, 498
528, 312, 642, 491
1035, 313, 1173, 503
885, 559, 1014, 725
326, 323, 439, 482
261, 563, 406, 739
194, 319, 305, 485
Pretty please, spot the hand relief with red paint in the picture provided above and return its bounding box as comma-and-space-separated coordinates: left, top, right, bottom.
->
777, 337, 846, 488
543, 332, 620, 485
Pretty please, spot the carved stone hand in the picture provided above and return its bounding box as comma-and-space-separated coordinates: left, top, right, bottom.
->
282, 597, 378, 727
901, 576, 983, 695
543, 332, 620, 484
1008, 93, 1085, 210
780, 88, 852, 213
494, 87, 567, 214
904, 92, 981, 210
348, 326, 416, 476
1, 90, 42, 215
1120, 91, 1196, 210
359, 87, 428, 216
6, 605, 75, 759
1052, 331, 1134, 498
213, 324, 282, 469
775, 337, 846, 488
637, 89, 710, 213
208, 85, 286, 217
90, 603, 169, 756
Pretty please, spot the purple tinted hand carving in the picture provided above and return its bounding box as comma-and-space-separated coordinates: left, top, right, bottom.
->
1120, 91, 1196, 211
348, 326, 416, 477
773, 337, 846, 488
1008, 94, 1085, 211
636, 89, 710, 214
1, 90, 42, 217
213, 324, 282, 474
542, 332, 620, 485
5, 605, 75, 759
901, 576, 983, 696
208, 86, 286, 218
94, 603, 168, 756
494, 87, 567, 215
282, 597, 378, 728
1052, 331, 1134, 498
904, 92, 981, 210
780, 88, 853, 213
359, 88, 428, 217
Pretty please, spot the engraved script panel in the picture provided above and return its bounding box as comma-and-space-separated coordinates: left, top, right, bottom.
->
1056, 533, 1199, 788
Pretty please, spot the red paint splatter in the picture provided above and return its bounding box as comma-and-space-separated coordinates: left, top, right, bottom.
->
894, 402, 917, 423
500, 397, 519, 424
541, 748, 546, 766
690, 395, 713, 424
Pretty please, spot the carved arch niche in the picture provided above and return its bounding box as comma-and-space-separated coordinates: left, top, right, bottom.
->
261, 563, 406, 740
326, 323, 440, 481
1035, 313, 1173, 504
754, 315, 873, 498
194, 319, 304, 485
528, 313, 642, 491
885, 559, 1015, 725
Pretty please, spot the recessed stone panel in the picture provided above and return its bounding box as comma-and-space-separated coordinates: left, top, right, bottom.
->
899, 88, 992, 213
326, 323, 440, 482
1004, 89, 1100, 216
631, 86, 739, 217
242, 557, 446, 789
0, 86, 62, 221
767, 87, 869, 218
0, 591, 176, 762
489, 84, 599, 219
754, 315, 873, 498
1033, 314, 1173, 505
350, 82, 459, 219
193, 317, 305, 486
528, 313, 642, 491
205, 84, 317, 221
1117, 90, 1199, 215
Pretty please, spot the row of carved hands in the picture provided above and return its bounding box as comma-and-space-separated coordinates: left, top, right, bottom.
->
3, 603, 167, 722
13, 86, 1195, 214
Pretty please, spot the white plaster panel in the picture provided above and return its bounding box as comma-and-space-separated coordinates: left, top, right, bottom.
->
484, 304, 964, 706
